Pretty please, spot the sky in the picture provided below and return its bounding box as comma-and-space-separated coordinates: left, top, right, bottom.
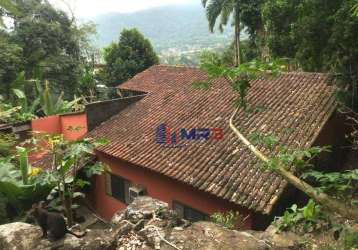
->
49, 0, 197, 18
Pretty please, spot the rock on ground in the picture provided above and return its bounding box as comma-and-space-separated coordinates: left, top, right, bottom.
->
0, 222, 116, 250
0, 222, 42, 250
0, 197, 309, 250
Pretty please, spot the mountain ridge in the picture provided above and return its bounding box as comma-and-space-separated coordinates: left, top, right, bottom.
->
87, 3, 236, 53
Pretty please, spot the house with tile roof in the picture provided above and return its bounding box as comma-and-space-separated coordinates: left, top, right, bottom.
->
87, 65, 348, 229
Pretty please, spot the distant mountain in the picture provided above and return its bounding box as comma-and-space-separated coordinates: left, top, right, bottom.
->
87, 3, 239, 53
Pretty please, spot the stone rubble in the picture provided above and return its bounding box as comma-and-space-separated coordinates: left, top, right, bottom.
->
0, 196, 311, 250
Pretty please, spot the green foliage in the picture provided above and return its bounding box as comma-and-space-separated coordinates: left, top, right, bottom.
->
342, 230, 358, 250
5, 71, 40, 122
16, 146, 29, 185
0, 0, 20, 28
202, 0, 236, 33
249, 132, 330, 170
0, 0, 96, 100
0, 105, 20, 122
262, 0, 358, 110
36, 80, 82, 116
249, 133, 279, 150
0, 192, 9, 224
221, 40, 261, 66
302, 170, 358, 206
0, 32, 23, 98
262, 0, 301, 60
0, 0, 19, 15
1, 70, 83, 123
84, 162, 104, 178
353, 3, 358, 17
0, 153, 53, 225
275, 200, 329, 233
103, 28, 159, 86
0, 133, 15, 157
264, 146, 329, 171
0, 157, 20, 183
33, 134, 108, 224
79, 65, 97, 102
211, 211, 241, 229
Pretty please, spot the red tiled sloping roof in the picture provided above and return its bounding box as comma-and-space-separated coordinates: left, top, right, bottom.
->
88, 65, 337, 214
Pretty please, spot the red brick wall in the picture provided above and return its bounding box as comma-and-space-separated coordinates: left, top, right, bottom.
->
92, 151, 253, 229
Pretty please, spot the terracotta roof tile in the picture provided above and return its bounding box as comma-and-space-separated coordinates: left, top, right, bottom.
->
88, 65, 337, 214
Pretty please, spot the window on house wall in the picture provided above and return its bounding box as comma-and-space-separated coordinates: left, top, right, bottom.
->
105, 172, 131, 204
172, 201, 209, 222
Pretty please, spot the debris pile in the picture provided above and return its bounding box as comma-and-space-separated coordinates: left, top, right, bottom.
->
1, 196, 346, 250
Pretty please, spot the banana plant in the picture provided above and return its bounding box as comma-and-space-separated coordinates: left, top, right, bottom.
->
0, 155, 52, 224
11, 88, 40, 119
5, 71, 40, 122
36, 80, 82, 116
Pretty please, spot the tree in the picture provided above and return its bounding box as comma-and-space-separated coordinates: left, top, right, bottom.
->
202, 0, 242, 66
103, 28, 158, 87
262, 0, 358, 109
11, 0, 83, 98
221, 39, 260, 66
262, 0, 300, 60
239, 0, 269, 60
0, 0, 19, 27
0, 31, 23, 99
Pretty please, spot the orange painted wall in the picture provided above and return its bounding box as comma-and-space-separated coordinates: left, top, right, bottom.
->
60, 113, 88, 140
92, 151, 253, 229
31, 112, 87, 140
29, 113, 87, 162
31, 115, 61, 134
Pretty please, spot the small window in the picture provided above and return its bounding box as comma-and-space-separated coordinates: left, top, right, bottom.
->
105, 172, 131, 204
172, 201, 208, 222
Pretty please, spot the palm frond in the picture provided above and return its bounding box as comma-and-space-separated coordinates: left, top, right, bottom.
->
204, 0, 235, 33
206, 0, 224, 32
220, 0, 234, 27
202, 0, 209, 7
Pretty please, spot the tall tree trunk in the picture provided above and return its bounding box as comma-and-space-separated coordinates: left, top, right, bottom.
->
258, 26, 270, 62
234, 6, 241, 66
229, 108, 358, 220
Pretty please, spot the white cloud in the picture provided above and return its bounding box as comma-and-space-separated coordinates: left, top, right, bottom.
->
49, 0, 197, 18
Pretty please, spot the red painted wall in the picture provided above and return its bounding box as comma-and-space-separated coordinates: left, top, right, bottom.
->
60, 113, 88, 140
92, 151, 253, 229
31, 115, 61, 134
31, 112, 87, 140
29, 112, 87, 162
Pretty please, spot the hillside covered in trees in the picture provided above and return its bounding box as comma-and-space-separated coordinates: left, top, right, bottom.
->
87, 2, 242, 65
